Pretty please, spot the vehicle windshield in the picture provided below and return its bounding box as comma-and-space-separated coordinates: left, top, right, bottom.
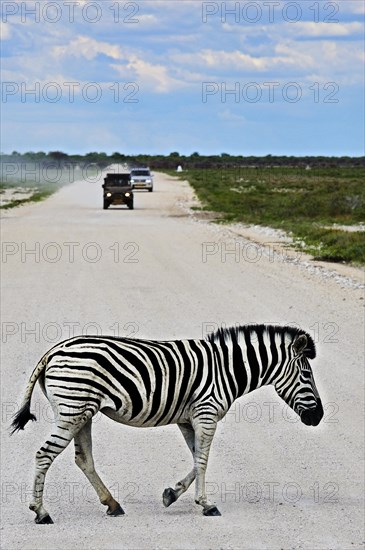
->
132, 170, 150, 176
105, 176, 130, 186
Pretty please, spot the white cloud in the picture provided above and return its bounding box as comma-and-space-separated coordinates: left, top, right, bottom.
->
293, 21, 363, 37
221, 18, 364, 43
283, 38, 361, 72
112, 56, 186, 93
53, 36, 124, 61
340, 1, 365, 15
137, 14, 160, 26
172, 47, 314, 72
273, 43, 314, 68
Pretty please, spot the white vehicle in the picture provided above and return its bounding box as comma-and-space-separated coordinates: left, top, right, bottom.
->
130, 167, 153, 192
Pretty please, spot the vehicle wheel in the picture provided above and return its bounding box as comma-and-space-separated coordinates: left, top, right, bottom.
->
103, 200, 109, 209
129, 202, 134, 210
148, 188, 153, 192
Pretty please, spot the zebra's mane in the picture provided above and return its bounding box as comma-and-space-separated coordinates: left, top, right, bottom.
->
206, 324, 316, 359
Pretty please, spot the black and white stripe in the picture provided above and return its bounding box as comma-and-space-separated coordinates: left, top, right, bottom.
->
11, 324, 323, 523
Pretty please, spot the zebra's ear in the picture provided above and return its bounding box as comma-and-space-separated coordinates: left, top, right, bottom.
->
293, 334, 307, 356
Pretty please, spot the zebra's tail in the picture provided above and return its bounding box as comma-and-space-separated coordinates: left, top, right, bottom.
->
10, 402, 37, 434
10, 354, 48, 435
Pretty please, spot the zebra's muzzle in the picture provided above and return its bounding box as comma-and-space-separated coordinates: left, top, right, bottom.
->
300, 399, 324, 426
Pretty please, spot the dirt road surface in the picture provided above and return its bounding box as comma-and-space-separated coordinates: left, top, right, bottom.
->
1, 171, 364, 550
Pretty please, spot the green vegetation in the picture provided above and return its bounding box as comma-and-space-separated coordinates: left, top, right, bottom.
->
0, 182, 58, 209
172, 167, 365, 265
4, 150, 365, 171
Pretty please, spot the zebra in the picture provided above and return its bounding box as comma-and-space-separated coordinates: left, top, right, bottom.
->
11, 324, 323, 523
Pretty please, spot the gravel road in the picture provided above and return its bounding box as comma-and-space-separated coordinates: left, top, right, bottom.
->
1, 170, 364, 550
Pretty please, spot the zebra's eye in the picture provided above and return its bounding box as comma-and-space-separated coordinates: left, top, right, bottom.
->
300, 369, 312, 378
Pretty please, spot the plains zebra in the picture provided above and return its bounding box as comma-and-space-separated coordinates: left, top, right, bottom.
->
11, 324, 323, 523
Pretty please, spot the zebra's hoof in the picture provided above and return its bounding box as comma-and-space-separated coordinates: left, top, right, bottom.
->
107, 505, 125, 516
35, 514, 54, 524
203, 505, 221, 517
163, 487, 177, 507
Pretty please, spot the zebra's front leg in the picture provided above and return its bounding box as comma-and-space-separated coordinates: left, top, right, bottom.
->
193, 419, 221, 516
163, 423, 196, 507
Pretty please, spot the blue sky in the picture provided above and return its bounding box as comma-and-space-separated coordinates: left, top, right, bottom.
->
1, 0, 364, 155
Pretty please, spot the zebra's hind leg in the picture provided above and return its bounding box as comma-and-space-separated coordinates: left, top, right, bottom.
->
163, 423, 196, 508
29, 420, 83, 524
74, 419, 124, 517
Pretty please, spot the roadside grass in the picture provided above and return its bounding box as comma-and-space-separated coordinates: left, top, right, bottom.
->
169, 167, 365, 265
0, 182, 59, 209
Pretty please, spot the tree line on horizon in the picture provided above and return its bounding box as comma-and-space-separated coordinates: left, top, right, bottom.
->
2, 150, 364, 169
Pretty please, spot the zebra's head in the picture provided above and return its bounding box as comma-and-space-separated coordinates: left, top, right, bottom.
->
275, 333, 323, 426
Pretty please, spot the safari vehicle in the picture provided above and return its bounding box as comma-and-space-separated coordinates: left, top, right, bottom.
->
102, 173, 134, 210
130, 167, 153, 192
